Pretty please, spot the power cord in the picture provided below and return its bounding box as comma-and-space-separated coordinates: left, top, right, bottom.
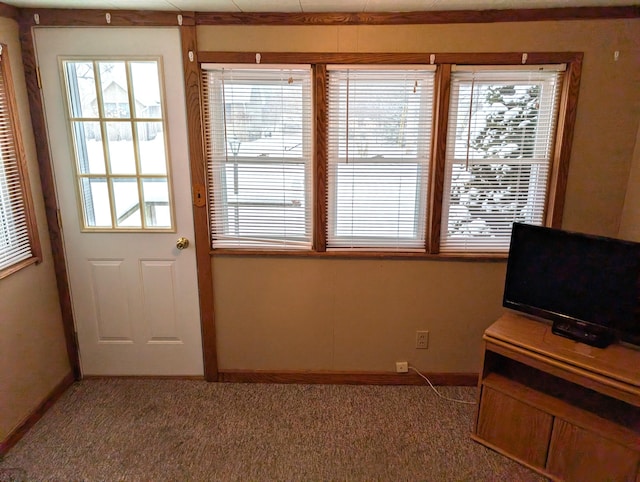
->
409, 365, 476, 405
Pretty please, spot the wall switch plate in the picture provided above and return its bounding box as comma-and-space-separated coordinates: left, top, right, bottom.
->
395, 361, 409, 373
416, 330, 429, 349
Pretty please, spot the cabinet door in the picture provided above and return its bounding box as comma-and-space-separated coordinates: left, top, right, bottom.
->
547, 419, 640, 482
477, 386, 553, 467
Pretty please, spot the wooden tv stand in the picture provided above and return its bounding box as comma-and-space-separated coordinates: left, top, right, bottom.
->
472, 312, 640, 481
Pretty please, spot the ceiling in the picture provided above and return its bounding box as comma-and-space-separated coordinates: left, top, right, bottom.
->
2, 0, 637, 12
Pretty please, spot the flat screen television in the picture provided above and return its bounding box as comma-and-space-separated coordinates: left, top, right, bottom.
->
503, 223, 640, 348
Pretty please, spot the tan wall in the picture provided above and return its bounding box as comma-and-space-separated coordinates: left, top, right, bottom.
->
619, 124, 640, 241
0, 17, 70, 441
213, 257, 506, 372
199, 19, 640, 373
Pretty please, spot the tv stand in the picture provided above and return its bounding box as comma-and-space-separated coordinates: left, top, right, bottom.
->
472, 312, 640, 481
551, 319, 614, 348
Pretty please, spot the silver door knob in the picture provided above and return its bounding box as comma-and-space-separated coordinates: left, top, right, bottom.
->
176, 237, 190, 250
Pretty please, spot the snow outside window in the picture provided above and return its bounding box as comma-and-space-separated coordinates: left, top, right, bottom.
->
326, 66, 435, 251
202, 66, 313, 250
441, 66, 564, 253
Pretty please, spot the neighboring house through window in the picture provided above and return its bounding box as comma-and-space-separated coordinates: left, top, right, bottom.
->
200, 55, 576, 257
62, 59, 172, 230
202, 65, 313, 249
326, 66, 435, 250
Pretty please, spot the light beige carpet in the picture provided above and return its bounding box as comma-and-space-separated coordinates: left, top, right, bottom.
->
0, 379, 543, 481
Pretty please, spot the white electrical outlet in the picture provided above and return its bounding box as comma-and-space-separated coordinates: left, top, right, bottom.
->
396, 361, 409, 373
416, 330, 429, 349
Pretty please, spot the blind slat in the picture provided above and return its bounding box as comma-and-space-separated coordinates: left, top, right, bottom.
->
202, 66, 313, 250
440, 68, 563, 253
201, 64, 565, 255
326, 68, 435, 250
0, 49, 34, 272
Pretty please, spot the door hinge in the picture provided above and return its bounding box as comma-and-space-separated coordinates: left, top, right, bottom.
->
36, 65, 42, 89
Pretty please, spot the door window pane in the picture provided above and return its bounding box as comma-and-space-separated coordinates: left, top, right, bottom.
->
137, 122, 166, 174
80, 177, 111, 227
105, 122, 136, 174
99, 61, 130, 118
72, 121, 105, 174
63, 58, 174, 231
65, 61, 98, 118
131, 61, 162, 119
113, 178, 141, 227
141, 178, 171, 228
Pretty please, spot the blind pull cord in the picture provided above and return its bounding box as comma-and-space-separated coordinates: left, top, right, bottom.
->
345, 73, 350, 165
465, 75, 475, 171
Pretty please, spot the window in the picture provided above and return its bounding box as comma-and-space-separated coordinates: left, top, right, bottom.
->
0, 44, 41, 278
62, 59, 173, 230
200, 54, 578, 257
202, 66, 313, 249
326, 67, 435, 250
440, 66, 564, 253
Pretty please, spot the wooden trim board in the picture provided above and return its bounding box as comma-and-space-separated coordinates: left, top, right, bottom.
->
9, 6, 639, 28
0, 371, 74, 456
18, 8, 195, 27
196, 6, 639, 25
81, 375, 206, 380
218, 370, 479, 386
179, 25, 219, 382
18, 25, 81, 380
0, 3, 18, 20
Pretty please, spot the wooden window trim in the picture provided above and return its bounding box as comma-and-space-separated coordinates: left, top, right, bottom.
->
428, 63, 451, 255
313, 64, 327, 252
198, 52, 583, 260
0, 43, 41, 280
200, 51, 581, 260
0, 256, 40, 279
180, 26, 218, 381
546, 57, 583, 228
197, 51, 581, 66
209, 248, 505, 261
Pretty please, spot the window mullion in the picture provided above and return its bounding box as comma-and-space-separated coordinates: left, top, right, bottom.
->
313, 64, 327, 252
427, 64, 451, 254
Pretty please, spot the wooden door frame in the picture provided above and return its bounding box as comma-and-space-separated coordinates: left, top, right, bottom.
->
18, 14, 218, 381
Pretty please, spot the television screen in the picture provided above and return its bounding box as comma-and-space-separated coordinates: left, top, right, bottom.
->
503, 223, 640, 347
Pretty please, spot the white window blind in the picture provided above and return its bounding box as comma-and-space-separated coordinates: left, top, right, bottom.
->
0, 46, 34, 273
326, 67, 435, 250
440, 66, 564, 253
202, 66, 313, 249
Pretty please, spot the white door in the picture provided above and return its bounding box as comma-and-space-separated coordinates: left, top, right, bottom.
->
35, 27, 204, 376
